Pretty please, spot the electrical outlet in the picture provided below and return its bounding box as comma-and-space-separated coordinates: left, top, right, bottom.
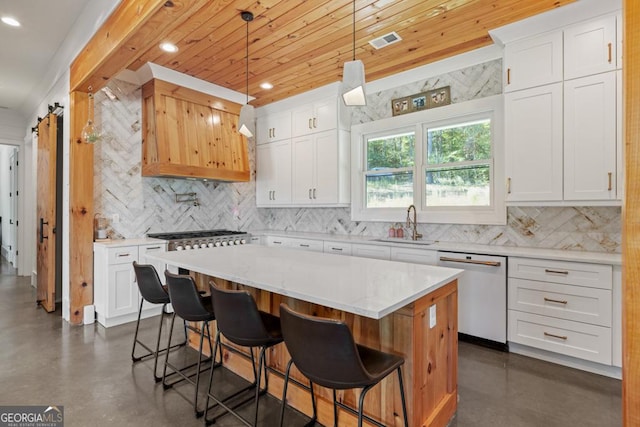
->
429, 304, 436, 329
112, 213, 119, 223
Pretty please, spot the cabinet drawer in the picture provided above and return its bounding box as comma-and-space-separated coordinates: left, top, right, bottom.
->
509, 278, 612, 327
509, 257, 612, 290
508, 310, 611, 364
323, 241, 352, 256
108, 246, 138, 265
391, 247, 437, 265
266, 236, 291, 247
289, 238, 323, 252
351, 244, 391, 260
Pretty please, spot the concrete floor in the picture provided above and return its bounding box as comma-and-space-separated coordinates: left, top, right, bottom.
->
0, 256, 621, 426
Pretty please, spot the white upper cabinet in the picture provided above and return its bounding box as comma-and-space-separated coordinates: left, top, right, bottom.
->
564, 15, 617, 80
504, 31, 563, 92
505, 83, 563, 202
564, 72, 617, 200
257, 111, 292, 144
256, 140, 292, 206
292, 98, 339, 136
292, 130, 349, 206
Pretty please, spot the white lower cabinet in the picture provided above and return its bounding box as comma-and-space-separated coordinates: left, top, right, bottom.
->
390, 247, 437, 265
351, 244, 391, 260
508, 257, 613, 365
94, 241, 166, 327
323, 241, 352, 256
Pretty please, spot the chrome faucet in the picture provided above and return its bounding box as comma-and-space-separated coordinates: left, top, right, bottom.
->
406, 204, 422, 241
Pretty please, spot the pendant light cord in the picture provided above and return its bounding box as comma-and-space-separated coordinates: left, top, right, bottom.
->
246, 18, 249, 104
352, 0, 356, 61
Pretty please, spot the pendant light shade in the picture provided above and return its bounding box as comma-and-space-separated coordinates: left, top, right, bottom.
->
238, 104, 255, 138
342, 0, 366, 106
238, 11, 255, 138
342, 59, 366, 106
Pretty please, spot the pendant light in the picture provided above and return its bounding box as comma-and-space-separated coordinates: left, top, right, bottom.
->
82, 86, 102, 144
342, 0, 366, 106
238, 11, 255, 138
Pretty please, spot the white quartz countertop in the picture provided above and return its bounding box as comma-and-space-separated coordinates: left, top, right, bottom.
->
145, 244, 463, 320
251, 230, 621, 266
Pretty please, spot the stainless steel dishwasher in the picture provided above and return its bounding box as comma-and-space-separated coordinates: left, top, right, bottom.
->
438, 251, 507, 350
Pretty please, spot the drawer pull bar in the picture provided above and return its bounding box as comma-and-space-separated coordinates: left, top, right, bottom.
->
439, 256, 501, 267
331, 247, 343, 251
544, 297, 568, 305
545, 269, 569, 275
117, 253, 131, 257
300, 244, 310, 248
544, 332, 567, 340
145, 246, 161, 250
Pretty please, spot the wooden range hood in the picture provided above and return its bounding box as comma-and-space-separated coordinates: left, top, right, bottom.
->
141, 79, 250, 182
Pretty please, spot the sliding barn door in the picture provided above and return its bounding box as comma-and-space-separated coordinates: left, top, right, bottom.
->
36, 113, 58, 312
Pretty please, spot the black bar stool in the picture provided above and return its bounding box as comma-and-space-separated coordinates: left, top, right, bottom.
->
278, 304, 409, 427
163, 271, 222, 418
131, 261, 186, 381
204, 283, 283, 426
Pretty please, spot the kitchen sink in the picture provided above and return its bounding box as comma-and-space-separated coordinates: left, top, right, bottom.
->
371, 237, 438, 245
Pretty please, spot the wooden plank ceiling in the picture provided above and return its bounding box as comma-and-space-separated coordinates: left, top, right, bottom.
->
86, 0, 577, 106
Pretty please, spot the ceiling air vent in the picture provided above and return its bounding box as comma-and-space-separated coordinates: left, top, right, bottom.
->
368, 31, 402, 50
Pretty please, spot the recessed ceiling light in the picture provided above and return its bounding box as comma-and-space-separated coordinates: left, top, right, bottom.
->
1, 16, 21, 27
260, 82, 273, 90
159, 42, 178, 53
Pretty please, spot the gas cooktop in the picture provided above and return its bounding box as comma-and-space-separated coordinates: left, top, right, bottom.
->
147, 229, 251, 251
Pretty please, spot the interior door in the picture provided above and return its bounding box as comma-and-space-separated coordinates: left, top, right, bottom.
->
8, 149, 18, 266
36, 113, 57, 312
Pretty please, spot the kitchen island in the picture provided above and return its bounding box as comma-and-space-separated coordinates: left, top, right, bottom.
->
147, 245, 462, 426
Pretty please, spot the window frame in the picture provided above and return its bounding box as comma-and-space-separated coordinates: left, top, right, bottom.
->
351, 95, 505, 225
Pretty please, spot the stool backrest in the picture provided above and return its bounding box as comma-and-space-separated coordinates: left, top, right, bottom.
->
132, 261, 169, 304
279, 304, 371, 389
164, 270, 213, 322
210, 284, 271, 347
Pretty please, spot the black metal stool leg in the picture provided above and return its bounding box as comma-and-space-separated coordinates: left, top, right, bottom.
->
397, 366, 409, 427
357, 384, 374, 427
193, 321, 208, 418
279, 359, 293, 427
162, 312, 177, 390
131, 299, 145, 362
333, 389, 338, 427
152, 303, 166, 381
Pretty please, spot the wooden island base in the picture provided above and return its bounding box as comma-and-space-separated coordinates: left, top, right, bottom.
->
191, 273, 458, 427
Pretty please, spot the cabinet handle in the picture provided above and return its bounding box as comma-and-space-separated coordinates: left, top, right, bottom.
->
308, 118, 312, 129
331, 247, 343, 251
117, 253, 131, 257
507, 68, 511, 85
545, 269, 569, 275
269, 128, 272, 138
608, 172, 612, 191
272, 128, 276, 138
313, 188, 316, 199
438, 256, 501, 267
273, 241, 283, 245
544, 297, 568, 305
608, 42, 612, 63
300, 244, 310, 248
313, 117, 317, 128
273, 190, 276, 200
145, 246, 161, 250
308, 189, 312, 199
507, 177, 511, 194
544, 332, 567, 340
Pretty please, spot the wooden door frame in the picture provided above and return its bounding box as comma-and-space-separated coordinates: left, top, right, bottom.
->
623, 1, 640, 424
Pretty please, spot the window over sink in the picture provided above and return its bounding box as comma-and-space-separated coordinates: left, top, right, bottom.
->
351, 95, 505, 225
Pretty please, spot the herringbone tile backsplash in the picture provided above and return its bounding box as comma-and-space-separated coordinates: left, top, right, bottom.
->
93, 60, 621, 253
